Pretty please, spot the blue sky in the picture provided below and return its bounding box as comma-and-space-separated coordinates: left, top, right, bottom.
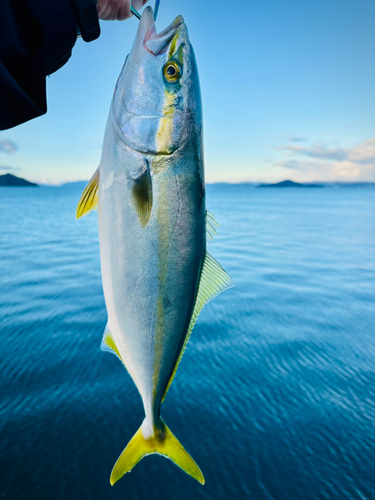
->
1, 0, 374, 184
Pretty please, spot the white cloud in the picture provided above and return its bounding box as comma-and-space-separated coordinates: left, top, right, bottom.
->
272, 138, 375, 181
0, 139, 18, 154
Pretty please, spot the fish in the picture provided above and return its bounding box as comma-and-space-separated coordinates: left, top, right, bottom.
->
76, 6, 232, 486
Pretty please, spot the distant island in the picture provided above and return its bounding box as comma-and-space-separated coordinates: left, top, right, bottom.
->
60, 180, 89, 189
0, 173, 38, 187
258, 180, 323, 188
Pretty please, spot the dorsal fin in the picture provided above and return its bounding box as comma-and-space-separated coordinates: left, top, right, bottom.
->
76, 168, 99, 219
162, 252, 233, 401
101, 324, 123, 364
206, 211, 219, 241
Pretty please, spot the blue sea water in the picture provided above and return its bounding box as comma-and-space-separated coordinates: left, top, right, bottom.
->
0, 185, 374, 500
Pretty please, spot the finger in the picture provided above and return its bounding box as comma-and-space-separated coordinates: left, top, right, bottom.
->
117, 0, 131, 20
97, 0, 131, 21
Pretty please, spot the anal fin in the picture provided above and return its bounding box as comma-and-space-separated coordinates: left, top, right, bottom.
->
101, 324, 123, 364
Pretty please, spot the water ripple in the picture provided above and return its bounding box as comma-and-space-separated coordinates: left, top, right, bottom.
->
0, 186, 375, 499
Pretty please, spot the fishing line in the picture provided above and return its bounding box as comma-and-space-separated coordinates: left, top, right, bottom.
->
131, 0, 161, 21
131, 6, 141, 19
154, 0, 161, 20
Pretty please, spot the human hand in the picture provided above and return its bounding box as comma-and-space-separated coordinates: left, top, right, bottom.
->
97, 0, 149, 21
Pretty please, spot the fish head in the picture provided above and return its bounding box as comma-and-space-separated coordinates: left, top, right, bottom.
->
111, 6, 201, 156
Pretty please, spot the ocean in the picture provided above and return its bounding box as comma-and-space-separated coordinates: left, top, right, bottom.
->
0, 184, 374, 500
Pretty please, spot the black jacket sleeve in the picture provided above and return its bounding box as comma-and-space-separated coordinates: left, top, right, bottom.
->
0, 0, 77, 130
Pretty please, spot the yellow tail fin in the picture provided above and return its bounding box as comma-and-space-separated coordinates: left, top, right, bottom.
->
110, 418, 205, 486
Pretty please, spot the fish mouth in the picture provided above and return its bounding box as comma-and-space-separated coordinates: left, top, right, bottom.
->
138, 6, 185, 55
110, 8, 187, 155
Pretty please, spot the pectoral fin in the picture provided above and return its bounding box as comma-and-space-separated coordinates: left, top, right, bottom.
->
131, 166, 152, 228
76, 168, 99, 219
162, 252, 233, 401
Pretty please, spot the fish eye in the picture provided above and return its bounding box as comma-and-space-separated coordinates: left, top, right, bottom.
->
164, 62, 181, 83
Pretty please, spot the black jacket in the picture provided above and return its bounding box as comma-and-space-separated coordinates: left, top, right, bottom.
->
0, 0, 78, 130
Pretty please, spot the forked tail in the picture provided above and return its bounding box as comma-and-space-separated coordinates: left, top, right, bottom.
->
110, 417, 205, 485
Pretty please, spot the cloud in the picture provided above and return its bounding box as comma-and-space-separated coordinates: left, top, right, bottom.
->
272, 137, 375, 181
287, 137, 307, 143
0, 165, 20, 172
0, 139, 18, 154
275, 143, 348, 161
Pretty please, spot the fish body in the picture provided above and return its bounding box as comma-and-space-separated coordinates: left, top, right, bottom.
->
77, 7, 232, 485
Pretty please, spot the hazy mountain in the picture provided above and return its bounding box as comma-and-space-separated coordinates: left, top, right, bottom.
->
60, 181, 88, 188
258, 180, 323, 188
0, 173, 38, 187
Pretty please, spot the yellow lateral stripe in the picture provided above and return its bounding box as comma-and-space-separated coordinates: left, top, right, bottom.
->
155, 91, 176, 154
153, 174, 170, 398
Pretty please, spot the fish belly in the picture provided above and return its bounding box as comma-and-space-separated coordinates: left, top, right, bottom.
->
98, 139, 205, 419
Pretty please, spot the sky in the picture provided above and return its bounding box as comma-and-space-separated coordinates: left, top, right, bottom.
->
1, 0, 374, 184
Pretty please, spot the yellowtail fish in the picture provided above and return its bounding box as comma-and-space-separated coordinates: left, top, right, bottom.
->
76, 6, 232, 486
